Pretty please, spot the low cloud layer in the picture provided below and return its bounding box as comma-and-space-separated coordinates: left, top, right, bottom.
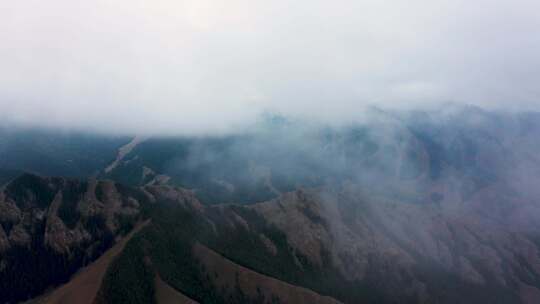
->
1, 0, 539, 134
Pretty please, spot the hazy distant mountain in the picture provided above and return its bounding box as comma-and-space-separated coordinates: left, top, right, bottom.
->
0, 128, 129, 178
101, 106, 540, 205
0, 168, 21, 187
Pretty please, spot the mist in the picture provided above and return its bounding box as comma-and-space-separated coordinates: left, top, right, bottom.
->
1, 1, 540, 296
1, 0, 540, 135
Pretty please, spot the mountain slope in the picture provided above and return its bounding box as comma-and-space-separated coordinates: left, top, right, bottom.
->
99, 107, 540, 206
3, 172, 540, 303
33, 220, 150, 304
0, 174, 153, 303
0, 128, 129, 178
2, 107, 540, 303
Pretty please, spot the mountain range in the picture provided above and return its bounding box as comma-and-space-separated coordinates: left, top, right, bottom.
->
1, 106, 540, 303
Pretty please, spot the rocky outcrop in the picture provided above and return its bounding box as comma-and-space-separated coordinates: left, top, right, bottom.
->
251, 183, 540, 303
0, 174, 153, 304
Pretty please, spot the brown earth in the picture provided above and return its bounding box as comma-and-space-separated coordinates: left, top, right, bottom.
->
193, 242, 342, 304
31, 220, 150, 304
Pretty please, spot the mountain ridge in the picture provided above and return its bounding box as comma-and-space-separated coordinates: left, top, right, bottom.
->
1, 106, 540, 303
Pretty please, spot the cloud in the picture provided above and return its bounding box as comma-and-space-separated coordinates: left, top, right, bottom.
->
1, 0, 539, 134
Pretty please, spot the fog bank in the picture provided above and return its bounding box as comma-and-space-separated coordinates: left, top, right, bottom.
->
1, 0, 539, 134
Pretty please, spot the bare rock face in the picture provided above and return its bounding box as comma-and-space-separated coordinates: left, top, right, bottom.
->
254, 190, 333, 267
0, 173, 152, 304
43, 191, 92, 255
259, 233, 278, 256
0, 197, 20, 224
78, 180, 105, 218
7, 223, 31, 248
251, 182, 540, 302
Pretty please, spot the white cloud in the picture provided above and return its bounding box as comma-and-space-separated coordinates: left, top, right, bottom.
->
1, 0, 539, 134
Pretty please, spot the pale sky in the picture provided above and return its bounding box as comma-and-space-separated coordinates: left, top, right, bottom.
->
1, 0, 539, 134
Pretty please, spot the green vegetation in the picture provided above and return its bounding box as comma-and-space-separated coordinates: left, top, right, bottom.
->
4, 173, 58, 209
98, 233, 156, 304
202, 206, 385, 304
58, 181, 87, 229
0, 128, 129, 178
101, 202, 384, 304
102, 136, 326, 205
0, 176, 148, 304
0, 227, 113, 303
0, 168, 21, 186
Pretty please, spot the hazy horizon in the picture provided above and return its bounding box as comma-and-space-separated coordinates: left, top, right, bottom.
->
1, 0, 539, 134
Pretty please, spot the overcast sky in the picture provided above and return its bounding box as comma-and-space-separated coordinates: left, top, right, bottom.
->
1, 0, 539, 134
